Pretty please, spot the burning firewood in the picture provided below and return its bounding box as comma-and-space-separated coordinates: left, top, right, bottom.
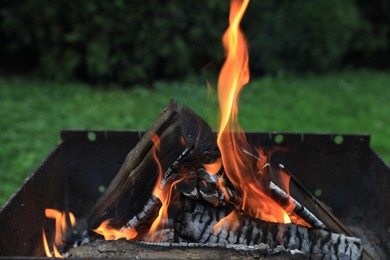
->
175, 196, 363, 259
74, 0, 366, 256
80, 100, 363, 258
176, 163, 327, 230
88, 100, 220, 230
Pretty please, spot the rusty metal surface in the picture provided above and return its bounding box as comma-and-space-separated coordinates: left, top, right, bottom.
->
0, 130, 389, 258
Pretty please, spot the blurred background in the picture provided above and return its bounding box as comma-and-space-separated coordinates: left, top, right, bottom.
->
0, 0, 389, 205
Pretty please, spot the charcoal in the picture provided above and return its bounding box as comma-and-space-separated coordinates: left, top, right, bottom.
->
175, 197, 362, 259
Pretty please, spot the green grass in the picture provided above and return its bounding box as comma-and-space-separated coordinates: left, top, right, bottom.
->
1, 70, 389, 206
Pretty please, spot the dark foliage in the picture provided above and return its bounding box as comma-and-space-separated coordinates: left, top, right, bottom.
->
0, 0, 388, 86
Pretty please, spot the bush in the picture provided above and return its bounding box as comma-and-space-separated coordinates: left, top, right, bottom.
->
0, 0, 389, 85
244, 0, 360, 74
0, 0, 228, 85
346, 0, 390, 68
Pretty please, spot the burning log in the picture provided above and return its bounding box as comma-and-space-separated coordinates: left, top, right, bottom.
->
175, 196, 363, 259
82, 101, 363, 259
176, 164, 327, 230
88, 100, 220, 230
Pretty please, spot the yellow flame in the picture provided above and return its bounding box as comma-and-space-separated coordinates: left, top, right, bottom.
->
42, 208, 74, 258
215, 0, 305, 225
42, 228, 53, 258
148, 178, 184, 241
217, 0, 250, 137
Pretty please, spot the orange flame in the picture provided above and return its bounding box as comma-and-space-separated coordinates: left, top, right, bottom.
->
215, 0, 306, 227
147, 134, 187, 241
93, 219, 138, 240
212, 210, 241, 234
147, 178, 183, 241
217, 0, 250, 135
203, 157, 222, 175
94, 133, 182, 242
42, 209, 76, 258
151, 133, 163, 198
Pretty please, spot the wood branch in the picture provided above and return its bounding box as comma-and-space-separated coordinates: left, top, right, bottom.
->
175, 197, 363, 260
176, 164, 326, 230
67, 239, 309, 259
87, 100, 219, 229
124, 195, 162, 235
269, 181, 326, 229
176, 167, 235, 207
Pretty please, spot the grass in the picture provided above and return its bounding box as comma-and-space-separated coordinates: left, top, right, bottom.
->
1, 69, 390, 206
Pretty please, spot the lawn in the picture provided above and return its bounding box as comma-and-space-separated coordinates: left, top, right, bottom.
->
1, 70, 389, 206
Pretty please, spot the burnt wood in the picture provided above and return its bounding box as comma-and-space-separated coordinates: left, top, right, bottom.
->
175, 197, 362, 259
176, 164, 327, 231
87, 100, 219, 230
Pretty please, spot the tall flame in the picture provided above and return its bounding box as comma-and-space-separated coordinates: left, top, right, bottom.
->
217, 0, 250, 134
93, 0, 310, 244
216, 0, 293, 224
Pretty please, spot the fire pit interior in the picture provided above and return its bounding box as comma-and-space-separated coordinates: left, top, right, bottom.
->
0, 127, 389, 259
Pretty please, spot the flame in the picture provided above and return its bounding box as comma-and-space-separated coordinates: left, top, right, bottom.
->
147, 132, 168, 241
212, 210, 241, 234
147, 178, 183, 241
93, 219, 138, 240
94, 133, 182, 242
203, 157, 222, 175
151, 133, 163, 198
42, 209, 76, 258
215, 0, 308, 227
147, 133, 187, 241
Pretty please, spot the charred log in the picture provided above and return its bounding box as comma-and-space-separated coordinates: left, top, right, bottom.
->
175, 197, 362, 259
176, 165, 326, 230
88, 100, 219, 229
125, 195, 162, 236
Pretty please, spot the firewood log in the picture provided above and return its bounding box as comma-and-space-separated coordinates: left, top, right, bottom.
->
175, 196, 363, 260
87, 100, 219, 229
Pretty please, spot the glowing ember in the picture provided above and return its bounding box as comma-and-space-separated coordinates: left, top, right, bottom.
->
42, 209, 76, 258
